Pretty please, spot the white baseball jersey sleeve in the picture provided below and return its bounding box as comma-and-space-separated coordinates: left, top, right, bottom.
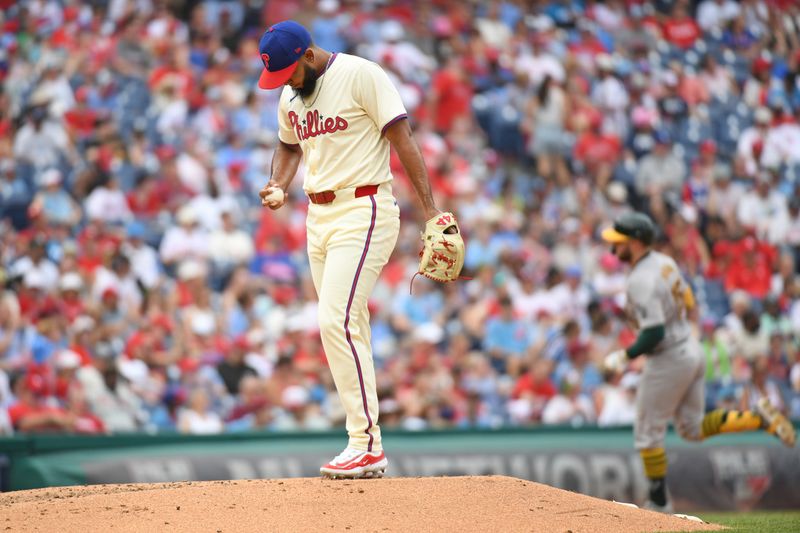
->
277, 53, 408, 193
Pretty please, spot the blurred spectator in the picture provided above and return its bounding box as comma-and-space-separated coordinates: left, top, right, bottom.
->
551, 219, 595, 273
52, 349, 81, 402
761, 107, 800, 169
761, 296, 793, 339
550, 266, 592, 322
85, 175, 133, 224
657, 71, 689, 128
635, 130, 686, 206
543, 319, 582, 363
122, 221, 161, 290
0, 291, 22, 366
596, 372, 638, 427
159, 206, 210, 267
0, 160, 34, 228
541, 370, 595, 425
209, 207, 256, 273
731, 309, 770, 362
64, 385, 106, 434
430, 56, 474, 135
627, 106, 658, 160
741, 356, 787, 414
32, 169, 81, 227
736, 172, 790, 245
58, 272, 87, 323
272, 384, 330, 431
723, 15, 758, 55
573, 112, 621, 190
554, 339, 603, 394
366, 20, 434, 84
662, 4, 700, 50
509, 358, 557, 424
216, 336, 257, 396
475, 2, 513, 51
227, 375, 269, 422
11, 236, 59, 293
724, 238, 775, 300
603, 181, 633, 220
76, 343, 142, 432
743, 55, 773, 109
592, 253, 626, 302
701, 319, 733, 406
178, 387, 224, 435
706, 165, 745, 228
665, 206, 710, 275
34, 55, 75, 117
697, 0, 741, 32
721, 290, 752, 335
66, 315, 95, 365
484, 296, 536, 376
569, 20, 607, 72
12, 95, 72, 170
92, 253, 143, 318
699, 54, 735, 102
525, 74, 568, 185
516, 34, 565, 89
311, 0, 349, 53
392, 281, 445, 335
592, 54, 630, 137
8, 372, 75, 433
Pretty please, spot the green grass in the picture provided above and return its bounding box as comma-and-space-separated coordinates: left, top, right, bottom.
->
693, 511, 800, 533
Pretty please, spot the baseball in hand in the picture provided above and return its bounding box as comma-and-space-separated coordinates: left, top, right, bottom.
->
262, 187, 285, 207
603, 349, 628, 373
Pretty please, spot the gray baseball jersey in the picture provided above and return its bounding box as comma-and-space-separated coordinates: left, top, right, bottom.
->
625, 251, 694, 354
625, 251, 705, 449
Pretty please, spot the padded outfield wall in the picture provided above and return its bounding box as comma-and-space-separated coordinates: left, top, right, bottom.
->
1, 426, 798, 511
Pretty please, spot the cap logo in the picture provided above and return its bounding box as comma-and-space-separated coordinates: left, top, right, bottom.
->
258, 21, 312, 89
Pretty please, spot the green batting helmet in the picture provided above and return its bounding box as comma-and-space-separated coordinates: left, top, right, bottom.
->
601, 212, 656, 245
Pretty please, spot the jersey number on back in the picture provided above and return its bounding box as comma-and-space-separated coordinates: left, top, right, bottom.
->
662, 264, 694, 320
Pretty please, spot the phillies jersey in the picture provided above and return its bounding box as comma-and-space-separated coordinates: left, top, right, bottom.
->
277, 53, 408, 193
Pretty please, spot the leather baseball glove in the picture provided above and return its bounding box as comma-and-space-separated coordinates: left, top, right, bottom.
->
416, 212, 465, 283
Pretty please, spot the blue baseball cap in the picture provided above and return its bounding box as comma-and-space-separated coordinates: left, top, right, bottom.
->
258, 21, 311, 90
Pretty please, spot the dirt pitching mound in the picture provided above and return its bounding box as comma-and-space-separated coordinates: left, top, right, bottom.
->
0, 475, 723, 533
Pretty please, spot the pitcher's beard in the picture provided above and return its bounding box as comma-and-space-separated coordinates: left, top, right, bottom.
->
611, 243, 633, 263
295, 64, 320, 98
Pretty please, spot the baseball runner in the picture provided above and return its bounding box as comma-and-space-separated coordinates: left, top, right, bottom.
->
256, 21, 464, 479
601, 212, 796, 512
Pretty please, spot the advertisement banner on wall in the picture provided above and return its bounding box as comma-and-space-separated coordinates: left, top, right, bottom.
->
16, 444, 799, 511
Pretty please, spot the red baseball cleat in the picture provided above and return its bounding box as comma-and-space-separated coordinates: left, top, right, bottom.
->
320, 447, 388, 479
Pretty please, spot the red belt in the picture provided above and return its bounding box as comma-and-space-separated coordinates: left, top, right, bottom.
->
308, 184, 379, 205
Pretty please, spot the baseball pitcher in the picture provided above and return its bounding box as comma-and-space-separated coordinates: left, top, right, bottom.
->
256, 21, 464, 479
601, 212, 795, 512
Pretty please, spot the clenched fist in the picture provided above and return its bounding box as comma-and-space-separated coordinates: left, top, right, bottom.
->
260, 182, 286, 209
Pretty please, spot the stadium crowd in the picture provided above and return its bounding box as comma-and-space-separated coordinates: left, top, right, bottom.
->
1, 0, 800, 436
